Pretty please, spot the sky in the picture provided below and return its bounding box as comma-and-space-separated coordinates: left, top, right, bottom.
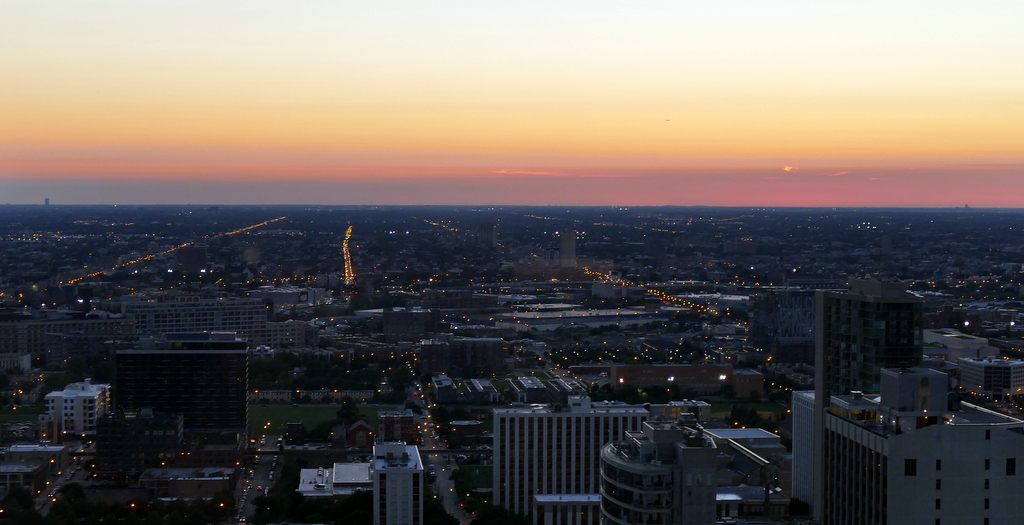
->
2, 1, 1023, 206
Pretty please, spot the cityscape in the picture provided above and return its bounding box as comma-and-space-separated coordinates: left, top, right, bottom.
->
0, 205, 1023, 524
4, 2, 1024, 525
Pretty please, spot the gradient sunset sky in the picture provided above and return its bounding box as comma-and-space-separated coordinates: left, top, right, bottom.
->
2, 1, 1022, 206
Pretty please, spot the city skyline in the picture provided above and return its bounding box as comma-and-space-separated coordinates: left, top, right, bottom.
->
2, 2, 1023, 206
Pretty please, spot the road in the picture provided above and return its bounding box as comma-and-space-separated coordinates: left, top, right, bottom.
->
234, 434, 282, 523
418, 411, 472, 525
36, 458, 88, 514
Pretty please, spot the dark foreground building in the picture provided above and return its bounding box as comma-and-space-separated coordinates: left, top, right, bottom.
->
115, 332, 248, 444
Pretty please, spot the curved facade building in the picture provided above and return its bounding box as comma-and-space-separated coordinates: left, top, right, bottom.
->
600, 421, 717, 525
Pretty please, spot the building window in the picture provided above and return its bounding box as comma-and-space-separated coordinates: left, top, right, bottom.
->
935, 479, 941, 490
935, 499, 941, 510
936, 459, 941, 471
905, 459, 917, 476
985, 459, 991, 471
986, 429, 991, 440
984, 498, 990, 510
1008, 458, 1017, 476
985, 478, 990, 489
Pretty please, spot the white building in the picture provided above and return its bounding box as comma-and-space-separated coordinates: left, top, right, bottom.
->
493, 395, 648, 524
39, 379, 110, 441
372, 442, 424, 525
957, 356, 1024, 401
600, 420, 718, 525
924, 328, 996, 360
821, 367, 1024, 525
297, 462, 372, 498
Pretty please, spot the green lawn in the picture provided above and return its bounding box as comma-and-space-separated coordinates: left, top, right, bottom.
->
249, 404, 400, 434
454, 465, 493, 490
710, 402, 787, 418
0, 405, 42, 423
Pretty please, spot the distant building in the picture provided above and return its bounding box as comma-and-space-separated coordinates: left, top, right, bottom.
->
123, 296, 269, 344
646, 400, 712, 422
174, 245, 208, 273
419, 336, 510, 377
39, 379, 111, 442
560, 230, 577, 268
925, 328, 997, 360
462, 378, 500, 404
431, 375, 459, 404
510, 376, 548, 403
382, 308, 440, 343
378, 410, 417, 444
247, 286, 328, 309
493, 395, 648, 524
749, 287, 819, 363
266, 319, 320, 348
0, 312, 132, 369
608, 363, 763, 398
346, 421, 374, 449
958, 356, 1024, 400
138, 467, 237, 499
372, 442, 425, 525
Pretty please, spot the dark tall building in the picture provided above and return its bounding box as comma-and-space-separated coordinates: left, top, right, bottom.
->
95, 410, 184, 478
806, 278, 924, 521
749, 288, 818, 363
114, 332, 248, 444
815, 278, 923, 398
175, 244, 209, 273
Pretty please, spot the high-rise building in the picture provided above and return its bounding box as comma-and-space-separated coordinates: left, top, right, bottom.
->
804, 278, 923, 518
174, 244, 208, 273
600, 420, 717, 525
371, 442, 425, 525
749, 287, 819, 363
820, 367, 1024, 525
815, 278, 923, 398
560, 229, 577, 268
114, 332, 248, 444
493, 395, 648, 524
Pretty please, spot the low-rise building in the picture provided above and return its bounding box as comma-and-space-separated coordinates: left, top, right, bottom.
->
297, 463, 372, 498
39, 379, 111, 442
957, 356, 1024, 401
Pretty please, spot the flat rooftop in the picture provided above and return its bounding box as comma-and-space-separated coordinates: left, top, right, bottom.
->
534, 494, 601, 503
706, 428, 780, 441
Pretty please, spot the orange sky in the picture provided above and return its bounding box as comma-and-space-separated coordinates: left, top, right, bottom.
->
2, 2, 1022, 205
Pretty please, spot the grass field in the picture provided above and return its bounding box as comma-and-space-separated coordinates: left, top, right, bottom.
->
0, 406, 42, 423
249, 404, 400, 434
454, 465, 493, 490
710, 402, 787, 420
